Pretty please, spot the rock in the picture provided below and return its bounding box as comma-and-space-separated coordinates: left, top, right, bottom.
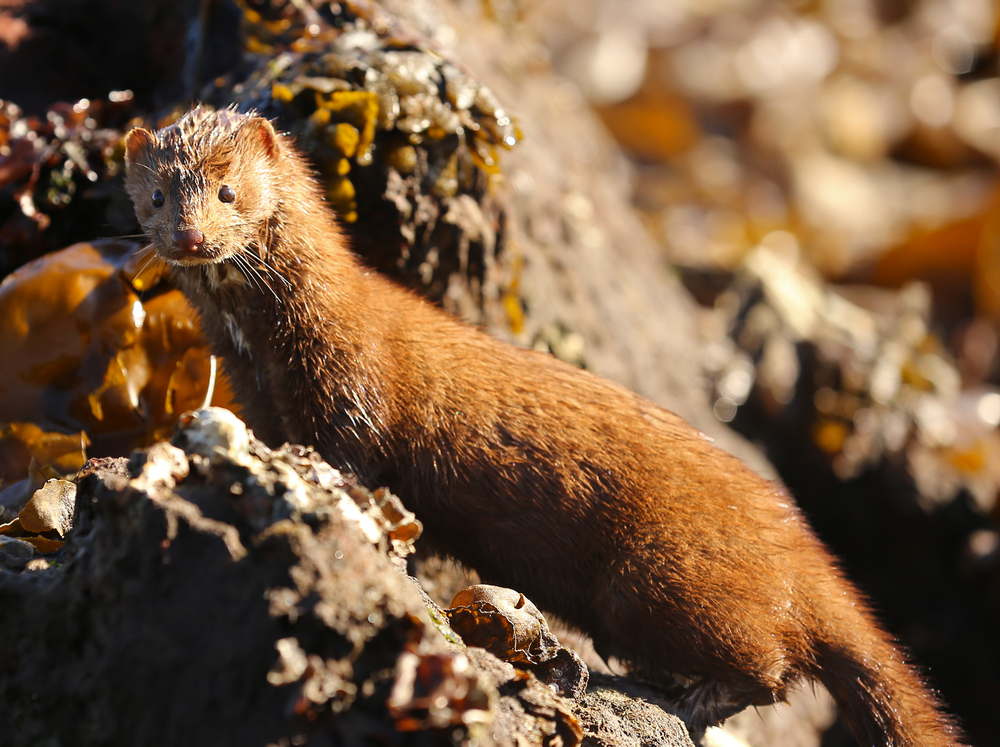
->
576, 675, 694, 747
0, 535, 33, 570
1, 408, 697, 747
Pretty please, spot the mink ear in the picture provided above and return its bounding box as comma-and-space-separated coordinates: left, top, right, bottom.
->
238, 117, 281, 161
124, 128, 155, 164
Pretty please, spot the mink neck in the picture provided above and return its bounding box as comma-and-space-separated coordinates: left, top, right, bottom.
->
177, 191, 394, 471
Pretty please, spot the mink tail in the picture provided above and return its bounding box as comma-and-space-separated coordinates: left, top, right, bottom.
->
807, 585, 966, 747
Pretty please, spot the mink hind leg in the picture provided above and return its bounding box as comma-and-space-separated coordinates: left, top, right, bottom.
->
587, 559, 798, 731
609, 655, 793, 732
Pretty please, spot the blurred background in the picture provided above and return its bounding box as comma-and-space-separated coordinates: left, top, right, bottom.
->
524, 0, 1000, 744
0, 0, 998, 744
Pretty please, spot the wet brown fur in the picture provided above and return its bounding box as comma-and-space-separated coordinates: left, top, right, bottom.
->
124, 107, 966, 746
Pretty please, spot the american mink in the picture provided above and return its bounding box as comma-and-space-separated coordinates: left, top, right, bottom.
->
124, 106, 965, 746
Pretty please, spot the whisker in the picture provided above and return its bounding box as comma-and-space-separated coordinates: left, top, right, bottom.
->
259, 254, 293, 290
130, 243, 157, 271
100, 232, 151, 240
134, 251, 161, 282
228, 253, 261, 293
248, 260, 282, 303
242, 240, 290, 297
233, 252, 281, 303
258, 224, 294, 292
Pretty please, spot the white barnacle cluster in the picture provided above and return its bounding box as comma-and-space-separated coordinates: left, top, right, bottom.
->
173, 407, 421, 556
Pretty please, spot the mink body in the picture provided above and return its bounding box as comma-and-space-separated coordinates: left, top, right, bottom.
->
125, 107, 965, 746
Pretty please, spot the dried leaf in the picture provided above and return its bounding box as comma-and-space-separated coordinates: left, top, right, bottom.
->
19, 535, 63, 553
18, 479, 76, 536
0, 422, 88, 483
0, 517, 19, 535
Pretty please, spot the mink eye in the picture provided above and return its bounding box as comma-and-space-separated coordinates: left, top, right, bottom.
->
151, 189, 164, 208
218, 185, 236, 203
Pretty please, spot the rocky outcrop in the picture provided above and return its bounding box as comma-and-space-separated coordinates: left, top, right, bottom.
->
0, 408, 696, 747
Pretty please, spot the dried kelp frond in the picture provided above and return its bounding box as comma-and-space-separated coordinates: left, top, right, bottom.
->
0, 241, 234, 483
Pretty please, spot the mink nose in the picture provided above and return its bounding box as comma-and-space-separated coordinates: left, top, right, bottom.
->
172, 229, 205, 253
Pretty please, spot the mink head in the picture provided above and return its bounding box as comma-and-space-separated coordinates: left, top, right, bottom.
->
124, 106, 283, 266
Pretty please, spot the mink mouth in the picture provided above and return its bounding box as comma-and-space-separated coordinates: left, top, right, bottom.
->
155, 245, 231, 266
169, 255, 224, 267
